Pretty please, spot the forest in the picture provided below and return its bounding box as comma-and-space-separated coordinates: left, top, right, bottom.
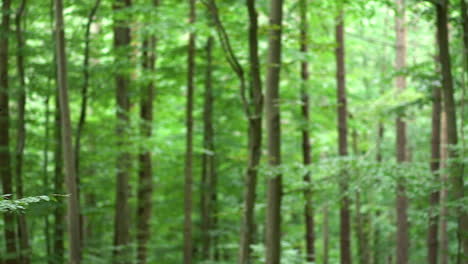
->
0, 0, 467, 263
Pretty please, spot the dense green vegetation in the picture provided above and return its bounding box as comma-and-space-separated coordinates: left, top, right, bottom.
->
0, 0, 467, 263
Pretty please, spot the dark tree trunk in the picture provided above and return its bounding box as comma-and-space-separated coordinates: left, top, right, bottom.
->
394, 1, 409, 263
51, 1, 64, 262
204, 1, 264, 262
299, 0, 314, 262
238, 0, 263, 263
53, 93, 64, 264
184, 0, 196, 262
323, 204, 330, 264
136, 1, 157, 261
439, 109, 449, 264
265, 0, 283, 263
201, 35, 216, 260
43, 94, 52, 264
427, 83, 441, 264
435, 1, 468, 261
335, 5, 352, 264
0, 0, 19, 262
55, 0, 82, 262
75, 0, 101, 249
14, 0, 30, 263
112, 0, 132, 263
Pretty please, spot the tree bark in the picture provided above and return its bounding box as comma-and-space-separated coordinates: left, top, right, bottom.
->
55, 0, 82, 262
435, 1, 468, 261
0, 0, 19, 262
427, 83, 441, 264
43, 93, 52, 264
323, 204, 329, 264
201, 34, 216, 260
265, 0, 283, 263
299, 0, 314, 262
75, 0, 101, 249
237, 0, 263, 263
53, 89, 65, 264
136, 1, 157, 261
14, 0, 31, 263
184, 0, 196, 262
112, 0, 132, 263
394, 1, 409, 263
439, 108, 448, 264
335, 4, 352, 264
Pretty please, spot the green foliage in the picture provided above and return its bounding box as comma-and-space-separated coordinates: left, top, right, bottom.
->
0, 195, 53, 213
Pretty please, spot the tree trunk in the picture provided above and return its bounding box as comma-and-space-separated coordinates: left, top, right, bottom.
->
435, 1, 468, 261
394, 1, 409, 263
427, 83, 441, 264
461, 0, 468, 71
238, 0, 263, 263
112, 0, 132, 263
184, 0, 196, 262
75, 0, 101, 249
43, 94, 52, 264
53, 93, 64, 264
14, 0, 30, 263
439, 108, 448, 264
335, 4, 352, 264
323, 204, 329, 264
201, 34, 216, 260
55, 0, 82, 262
299, 0, 314, 262
136, 1, 157, 261
0, 0, 19, 262
265, 0, 283, 263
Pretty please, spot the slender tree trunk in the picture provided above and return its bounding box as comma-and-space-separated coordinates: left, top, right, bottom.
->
53, 92, 64, 264
50, 1, 64, 262
14, 0, 30, 263
323, 204, 329, 264
201, 34, 215, 260
184, 0, 196, 262
136, 1, 157, 261
439, 109, 448, 264
75, 0, 101, 249
335, 4, 352, 264
265, 0, 283, 263
238, 0, 263, 263
462, 0, 468, 71
55, 0, 82, 262
43, 94, 52, 264
427, 83, 441, 264
0, 0, 19, 262
394, 1, 409, 263
300, 2, 315, 263
435, 1, 468, 262
112, 0, 132, 263
299, 0, 314, 262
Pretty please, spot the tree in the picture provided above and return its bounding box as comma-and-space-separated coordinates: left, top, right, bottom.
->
427, 72, 441, 264
112, 0, 132, 262
238, 0, 263, 262
394, 1, 409, 263
299, 0, 314, 262
265, 0, 284, 263
204, 1, 263, 262
14, 0, 31, 263
75, 0, 101, 247
335, 2, 351, 264
137, 1, 158, 262
1, 0, 19, 262
184, 0, 196, 262
54, 0, 82, 262
200, 34, 216, 260
434, 0, 468, 261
